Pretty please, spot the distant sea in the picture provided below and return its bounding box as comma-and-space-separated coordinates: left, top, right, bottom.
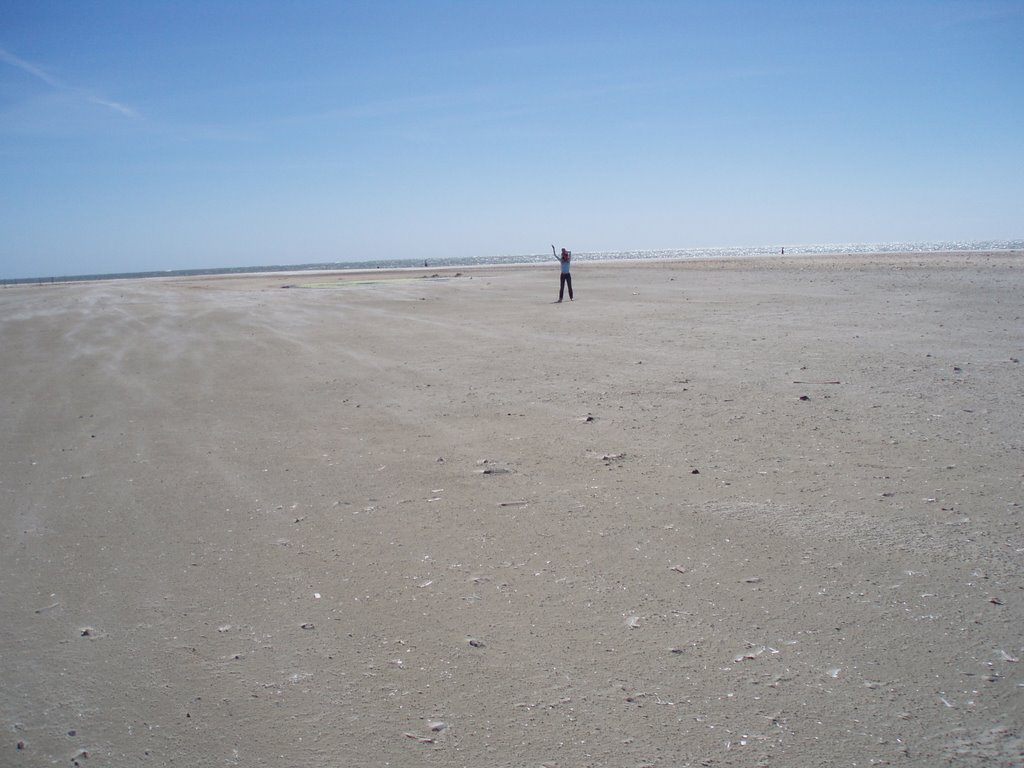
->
5, 239, 1022, 285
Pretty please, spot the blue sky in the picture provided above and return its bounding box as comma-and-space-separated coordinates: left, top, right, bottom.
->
1, 1, 1021, 278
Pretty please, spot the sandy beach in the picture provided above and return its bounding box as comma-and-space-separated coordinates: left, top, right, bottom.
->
2, 253, 1022, 767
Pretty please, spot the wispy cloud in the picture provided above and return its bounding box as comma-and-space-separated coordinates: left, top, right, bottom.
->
0, 47, 62, 87
0, 46, 140, 119
87, 95, 139, 118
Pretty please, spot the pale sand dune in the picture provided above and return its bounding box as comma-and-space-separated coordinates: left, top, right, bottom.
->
2, 253, 1022, 766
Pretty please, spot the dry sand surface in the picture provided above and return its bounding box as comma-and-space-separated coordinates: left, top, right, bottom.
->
2, 253, 1022, 767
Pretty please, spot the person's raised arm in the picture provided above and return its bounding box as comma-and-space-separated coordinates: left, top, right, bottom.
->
552, 244, 559, 261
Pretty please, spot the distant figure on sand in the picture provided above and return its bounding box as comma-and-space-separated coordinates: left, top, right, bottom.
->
552, 245, 574, 302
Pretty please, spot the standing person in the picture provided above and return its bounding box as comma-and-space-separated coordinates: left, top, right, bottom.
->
551, 245, 574, 302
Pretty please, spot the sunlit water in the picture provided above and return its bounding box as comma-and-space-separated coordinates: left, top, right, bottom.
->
6, 239, 1022, 284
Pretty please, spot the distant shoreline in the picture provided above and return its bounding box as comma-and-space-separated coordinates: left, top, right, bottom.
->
2, 241, 1021, 286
